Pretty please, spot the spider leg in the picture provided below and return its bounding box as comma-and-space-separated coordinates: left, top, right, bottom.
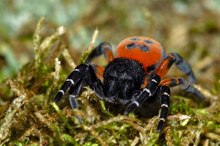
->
157, 86, 170, 132
160, 77, 182, 87
160, 77, 204, 100
83, 64, 105, 99
54, 65, 83, 104
154, 53, 196, 83
85, 42, 114, 63
124, 53, 203, 130
171, 53, 196, 83
124, 74, 161, 115
54, 64, 105, 107
91, 64, 105, 81
68, 80, 82, 108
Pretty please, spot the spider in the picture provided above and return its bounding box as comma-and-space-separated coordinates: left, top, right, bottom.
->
54, 36, 204, 132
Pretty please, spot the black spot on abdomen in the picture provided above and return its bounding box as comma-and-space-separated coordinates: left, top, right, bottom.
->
144, 39, 153, 44
139, 45, 149, 52
126, 43, 137, 49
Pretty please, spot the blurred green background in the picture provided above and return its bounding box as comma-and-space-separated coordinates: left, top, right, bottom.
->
0, 0, 220, 86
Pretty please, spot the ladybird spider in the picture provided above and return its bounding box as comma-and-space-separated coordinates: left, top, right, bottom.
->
54, 36, 204, 132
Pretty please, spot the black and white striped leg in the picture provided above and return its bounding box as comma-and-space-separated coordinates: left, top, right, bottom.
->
54, 64, 105, 108
124, 74, 161, 115
171, 53, 196, 83
157, 86, 170, 133
54, 66, 82, 104
68, 80, 82, 108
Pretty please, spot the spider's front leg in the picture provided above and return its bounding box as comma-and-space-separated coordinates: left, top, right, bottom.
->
54, 64, 105, 108
123, 74, 171, 132
124, 74, 161, 115
156, 86, 170, 132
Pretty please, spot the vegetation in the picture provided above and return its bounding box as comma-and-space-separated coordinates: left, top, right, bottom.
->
0, 0, 220, 145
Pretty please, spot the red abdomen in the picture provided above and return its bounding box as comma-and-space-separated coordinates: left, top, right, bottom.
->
116, 36, 165, 72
